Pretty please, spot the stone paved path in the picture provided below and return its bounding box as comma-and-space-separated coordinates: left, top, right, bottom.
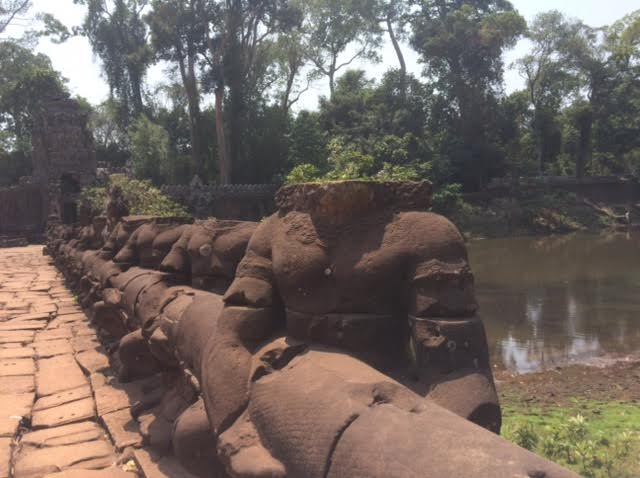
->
0, 246, 184, 478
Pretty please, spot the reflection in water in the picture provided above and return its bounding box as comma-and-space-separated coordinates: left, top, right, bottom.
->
469, 232, 640, 373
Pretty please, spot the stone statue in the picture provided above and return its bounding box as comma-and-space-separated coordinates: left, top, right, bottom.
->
44, 181, 580, 478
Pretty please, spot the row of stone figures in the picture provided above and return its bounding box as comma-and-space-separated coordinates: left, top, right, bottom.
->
45, 181, 578, 478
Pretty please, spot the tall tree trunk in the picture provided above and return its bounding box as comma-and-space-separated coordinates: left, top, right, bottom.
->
575, 107, 593, 179
204, 0, 231, 185
281, 69, 296, 116
129, 69, 144, 117
225, 0, 245, 183
178, 52, 204, 179
386, 15, 406, 97
215, 87, 231, 184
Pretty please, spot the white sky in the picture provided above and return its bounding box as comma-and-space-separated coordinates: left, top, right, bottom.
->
2, 0, 639, 111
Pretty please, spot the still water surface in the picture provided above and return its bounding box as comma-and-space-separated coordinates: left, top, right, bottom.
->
469, 232, 640, 373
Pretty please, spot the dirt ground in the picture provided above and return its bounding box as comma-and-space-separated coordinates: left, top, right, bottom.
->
495, 357, 640, 406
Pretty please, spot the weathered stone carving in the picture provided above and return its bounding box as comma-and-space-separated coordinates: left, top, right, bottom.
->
46, 181, 579, 478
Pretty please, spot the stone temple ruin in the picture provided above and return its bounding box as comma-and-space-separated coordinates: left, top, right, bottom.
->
45, 180, 580, 477
0, 93, 96, 244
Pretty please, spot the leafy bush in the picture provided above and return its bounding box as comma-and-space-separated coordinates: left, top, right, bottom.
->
284, 164, 322, 184
79, 174, 188, 218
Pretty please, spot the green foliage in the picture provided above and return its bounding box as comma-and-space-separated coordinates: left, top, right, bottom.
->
432, 183, 466, 215
0, 41, 66, 151
503, 401, 640, 478
76, 0, 152, 124
324, 136, 375, 180
284, 163, 321, 183
129, 115, 172, 184
79, 174, 188, 217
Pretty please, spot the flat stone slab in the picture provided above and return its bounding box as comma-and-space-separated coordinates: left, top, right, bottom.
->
56, 309, 84, 318
34, 328, 72, 342
0, 358, 35, 376
47, 315, 86, 329
76, 349, 110, 375
101, 409, 142, 451
0, 393, 34, 437
0, 321, 47, 331
42, 469, 136, 478
21, 422, 104, 448
71, 324, 97, 337
0, 346, 34, 359
10, 312, 51, 322
0, 437, 11, 478
32, 398, 95, 429
13, 439, 116, 478
0, 331, 34, 344
36, 355, 88, 397
133, 449, 198, 478
0, 375, 35, 394
34, 340, 74, 358
72, 336, 101, 353
34, 386, 92, 412
92, 374, 163, 417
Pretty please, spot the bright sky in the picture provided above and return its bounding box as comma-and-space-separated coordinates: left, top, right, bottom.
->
2, 0, 638, 111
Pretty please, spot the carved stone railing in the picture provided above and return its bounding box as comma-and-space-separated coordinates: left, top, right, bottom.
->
46, 181, 579, 478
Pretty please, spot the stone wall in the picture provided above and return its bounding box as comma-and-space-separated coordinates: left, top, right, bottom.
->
161, 183, 277, 221
0, 184, 46, 236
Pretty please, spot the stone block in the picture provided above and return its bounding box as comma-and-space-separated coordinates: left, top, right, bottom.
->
13, 439, 116, 477
36, 355, 88, 397
101, 409, 143, 450
34, 386, 92, 412
0, 358, 35, 376
0, 347, 34, 360
75, 349, 110, 375
0, 375, 35, 394
34, 341, 74, 358
0, 393, 33, 437
21, 422, 104, 448
133, 449, 199, 478
32, 397, 95, 429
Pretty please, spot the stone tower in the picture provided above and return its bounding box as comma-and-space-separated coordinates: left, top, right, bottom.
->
31, 94, 97, 225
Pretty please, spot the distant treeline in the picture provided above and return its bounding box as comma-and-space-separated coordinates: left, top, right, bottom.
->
0, 1, 639, 191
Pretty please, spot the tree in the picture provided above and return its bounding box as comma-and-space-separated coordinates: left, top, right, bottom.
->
302, 0, 382, 97
273, 19, 311, 116
76, 0, 152, 125
0, 0, 30, 34
411, 0, 526, 190
146, 0, 206, 178
130, 114, 172, 183
372, 0, 413, 90
516, 11, 577, 174
0, 41, 66, 151
90, 99, 131, 167
198, 0, 300, 184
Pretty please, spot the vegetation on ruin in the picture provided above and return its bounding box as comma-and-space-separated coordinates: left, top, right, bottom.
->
79, 174, 188, 217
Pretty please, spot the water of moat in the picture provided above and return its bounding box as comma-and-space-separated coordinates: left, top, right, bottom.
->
468, 232, 640, 373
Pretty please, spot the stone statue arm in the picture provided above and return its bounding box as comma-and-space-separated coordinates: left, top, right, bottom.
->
404, 211, 501, 431
159, 227, 192, 274
200, 216, 284, 435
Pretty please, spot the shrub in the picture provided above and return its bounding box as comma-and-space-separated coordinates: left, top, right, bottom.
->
79, 174, 188, 218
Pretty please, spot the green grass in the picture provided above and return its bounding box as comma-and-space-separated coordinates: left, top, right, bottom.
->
501, 399, 640, 477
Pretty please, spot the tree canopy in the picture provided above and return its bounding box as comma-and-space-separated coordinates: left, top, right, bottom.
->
1, 1, 639, 190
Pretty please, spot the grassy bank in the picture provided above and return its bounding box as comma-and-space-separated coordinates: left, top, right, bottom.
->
496, 360, 640, 477
501, 399, 640, 477
447, 191, 630, 239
